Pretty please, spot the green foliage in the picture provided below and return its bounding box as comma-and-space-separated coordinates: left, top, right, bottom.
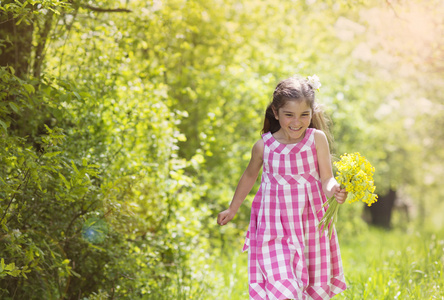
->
1, 0, 443, 298
0, 0, 69, 25
0, 257, 30, 279
0, 67, 82, 298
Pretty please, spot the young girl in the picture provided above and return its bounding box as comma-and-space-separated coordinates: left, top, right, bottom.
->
217, 76, 347, 300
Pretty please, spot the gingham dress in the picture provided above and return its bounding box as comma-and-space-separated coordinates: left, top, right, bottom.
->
242, 128, 346, 300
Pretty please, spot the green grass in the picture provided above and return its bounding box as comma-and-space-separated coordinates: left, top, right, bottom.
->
338, 228, 444, 300
203, 227, 444, 299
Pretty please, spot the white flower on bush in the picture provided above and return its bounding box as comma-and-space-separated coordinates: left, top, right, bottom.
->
307, 74, 322, 90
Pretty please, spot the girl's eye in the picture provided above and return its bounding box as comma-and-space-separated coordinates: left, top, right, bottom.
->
285, 114, 292, 117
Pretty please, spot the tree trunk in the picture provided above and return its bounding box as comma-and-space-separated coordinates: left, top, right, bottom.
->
366, 188, 396, 229
0, 2, 34, 78
33, 11, 54, 79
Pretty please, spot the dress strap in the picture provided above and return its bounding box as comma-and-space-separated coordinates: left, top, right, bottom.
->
262, 131, 274, 147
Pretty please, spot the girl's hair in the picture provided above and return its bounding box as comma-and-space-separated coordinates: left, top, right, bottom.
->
262, 75, 333, 146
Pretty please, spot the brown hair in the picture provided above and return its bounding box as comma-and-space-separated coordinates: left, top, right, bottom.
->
261, 76, 333, 146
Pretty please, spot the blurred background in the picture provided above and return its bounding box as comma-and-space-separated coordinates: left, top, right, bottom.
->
0, 0, 443, 299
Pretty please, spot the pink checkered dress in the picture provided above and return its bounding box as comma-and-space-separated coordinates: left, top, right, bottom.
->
242, 128, 346, 300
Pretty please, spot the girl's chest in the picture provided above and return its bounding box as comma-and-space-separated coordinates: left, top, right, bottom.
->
263, 148, 318, 175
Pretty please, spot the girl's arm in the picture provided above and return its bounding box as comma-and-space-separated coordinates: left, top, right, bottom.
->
217, 139, 264, 226
314, 130, 347, 204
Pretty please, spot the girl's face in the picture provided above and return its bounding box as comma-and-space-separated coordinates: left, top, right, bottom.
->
273, 100, 312, 143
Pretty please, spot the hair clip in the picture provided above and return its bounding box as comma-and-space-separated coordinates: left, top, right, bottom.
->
307, 75, 322, 91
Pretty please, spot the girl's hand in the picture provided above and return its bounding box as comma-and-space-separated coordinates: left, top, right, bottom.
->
217, 209, 236, 226
333, 185, 347, 204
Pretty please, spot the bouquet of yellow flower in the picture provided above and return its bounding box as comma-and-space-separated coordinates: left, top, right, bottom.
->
318, 152, 378, 239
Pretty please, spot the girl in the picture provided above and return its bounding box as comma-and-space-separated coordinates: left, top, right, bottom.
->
217, 76, 347, 300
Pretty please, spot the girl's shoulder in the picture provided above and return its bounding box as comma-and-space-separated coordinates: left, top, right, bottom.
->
250, 138, 265, 162
313, 129, 330, 153
313, 128, 329, 145
252, 138, 265, 154
313, 128, 326, 139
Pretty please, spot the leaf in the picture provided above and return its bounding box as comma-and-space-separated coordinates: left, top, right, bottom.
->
23, 84, 35, 94
15, 13, 28, 26
44, 124, 52, 134
5, 262, 15, 271
43, 151, 62, 158
70, 269, 81, 278
89, 244, 105, 252
9, 102, 21, 114
71, 160, 79, 174
177, 133, 187, 142
0, 119, 7, 132
18, 156, 24, 166
59, 173, 70, 189
9, 269, 21, 277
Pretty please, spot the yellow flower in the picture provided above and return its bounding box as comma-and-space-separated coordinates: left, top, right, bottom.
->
333, 152, 378, 206
319, 152, 378, 239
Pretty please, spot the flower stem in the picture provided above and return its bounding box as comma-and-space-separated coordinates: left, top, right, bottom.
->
318, 196, 339, 239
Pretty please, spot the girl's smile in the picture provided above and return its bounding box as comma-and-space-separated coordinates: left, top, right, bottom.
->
273, 100, 312, 144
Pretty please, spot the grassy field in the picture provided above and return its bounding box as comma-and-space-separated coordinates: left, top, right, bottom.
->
338, 227, 444, 300
203, 226, 444, 299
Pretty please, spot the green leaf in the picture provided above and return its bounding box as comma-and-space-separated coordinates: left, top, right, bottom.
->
177, 133, 187, 142
59, 173, 70, 189
15, 14, 28, 26
71, 160, 79, 173
43, 151, 62, 158
9, 102, 21, 114
18, 156, 24, 166
0, 119, 7, 132
44, 124, 52, 134
5, 262, 15, 271
89, 244, 105, 252
23, 84, 35, 94
9, 269, 21, 277
70, 269, 81, 278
